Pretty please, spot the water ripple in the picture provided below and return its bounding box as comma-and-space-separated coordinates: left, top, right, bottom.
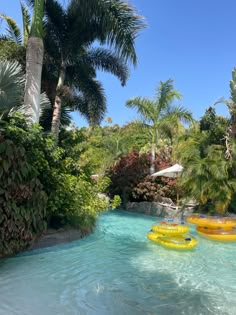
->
0, 210, 236, 315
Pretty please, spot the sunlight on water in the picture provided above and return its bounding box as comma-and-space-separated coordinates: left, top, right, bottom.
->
0, 210, 236, 315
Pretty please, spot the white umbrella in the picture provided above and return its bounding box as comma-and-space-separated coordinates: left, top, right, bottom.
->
151, 163, 183, 209
151, 163, 183, 178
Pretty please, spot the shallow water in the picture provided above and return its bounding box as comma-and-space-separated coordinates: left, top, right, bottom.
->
0, 210, 236, 315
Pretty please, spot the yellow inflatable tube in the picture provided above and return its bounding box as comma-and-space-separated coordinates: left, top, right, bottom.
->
187, 215, 236, 230
197, 227, 236, 242
152, 222, 190, 236
147, 231, 197, 250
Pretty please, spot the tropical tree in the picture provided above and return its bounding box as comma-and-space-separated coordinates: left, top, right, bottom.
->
42, 0, 145, 141
41, 43, 128, 135
176, 129, 236, 214
126, 79, 193, 174
24, 0, 45, 124
215, 68, 236, 160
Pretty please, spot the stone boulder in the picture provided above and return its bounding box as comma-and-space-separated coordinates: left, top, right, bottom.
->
125, 201, 195, 220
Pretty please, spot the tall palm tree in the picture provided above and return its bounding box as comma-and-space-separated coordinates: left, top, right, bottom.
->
42, 43, 128, 136
215, 68, 236, 161
42, 0, 145, 141
24, 0, 45, 124
126, 79, 193, 174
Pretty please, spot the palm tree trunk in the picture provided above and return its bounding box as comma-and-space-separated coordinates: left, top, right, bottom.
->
24, 36, 44, 123
150, 143, 155, 174
23, 0, 44, 124
51, 64, 66, 142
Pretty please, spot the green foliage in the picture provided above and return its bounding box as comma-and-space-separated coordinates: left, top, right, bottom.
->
75, 123, 151, 175
126, 79, 193, 145
0, 40, 26, 66
126, 79, 193, 173
0, 61, 25, 111
0, 134, 47, 257
0, 14, 22, 44
176, 121, 236, 214
30, 0, 44, 38
199, 107, 228, 146
48, 173, 121, 228
1, 115, 119, 247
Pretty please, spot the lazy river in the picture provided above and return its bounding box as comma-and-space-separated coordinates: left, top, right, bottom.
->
0, 210, 236, 315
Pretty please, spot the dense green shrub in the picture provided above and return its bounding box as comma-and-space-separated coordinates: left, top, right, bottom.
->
0, 134, 47, 257
1, 115, 120, 239
52, 175, 121, 228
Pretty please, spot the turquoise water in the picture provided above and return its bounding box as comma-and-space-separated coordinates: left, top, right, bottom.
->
0, 210, 236, 315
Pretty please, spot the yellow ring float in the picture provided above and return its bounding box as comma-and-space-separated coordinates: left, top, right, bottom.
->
196, 227, 236, 242
147, 231, 197, 250
187, 215, 236, 230
152, 222, 190, 236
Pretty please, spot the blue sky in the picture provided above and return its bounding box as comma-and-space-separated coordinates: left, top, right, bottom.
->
1, 0, 236, 126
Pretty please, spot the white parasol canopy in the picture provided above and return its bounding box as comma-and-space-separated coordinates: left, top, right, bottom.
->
151, 163, 183, 178
151, 163, 183, 210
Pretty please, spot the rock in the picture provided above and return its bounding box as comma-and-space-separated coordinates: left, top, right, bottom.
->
31, 227, 93, 250
125, 201, 195, 220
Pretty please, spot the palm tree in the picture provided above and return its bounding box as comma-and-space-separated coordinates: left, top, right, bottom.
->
126, 79, 193, 174
42, 0, 145, 141
215, 68, 236, 160
177, 130, 236, 214
24, 0, 45, 124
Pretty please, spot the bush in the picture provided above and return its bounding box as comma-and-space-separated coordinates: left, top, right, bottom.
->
50, 174, 121, 228
0, 134, 47, 257
132, 175, 177, 202
108, 149, 177, 205
1, 115, 120, 240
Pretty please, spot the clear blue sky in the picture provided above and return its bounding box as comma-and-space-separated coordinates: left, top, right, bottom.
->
1, 0, 236, 126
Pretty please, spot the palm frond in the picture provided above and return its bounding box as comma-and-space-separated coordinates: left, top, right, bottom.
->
81, 47, 129, 86
214, 97, 234, 113
96, 0, 145, 64
20, 1, 31, 45
126, 97, 156, 123
76, 78, 107, 125
0, 35, 10, 41
0, 61, 24, 110
156, 79, 182, 112
162, 105, 193, 125
19, 91, 51, 122
25, 0, 34, 9
30, 0, 45, 37
68, 0, 146, 65
44, 0, 67, 45
40, 101, 72, 131
0, 14, 22, 44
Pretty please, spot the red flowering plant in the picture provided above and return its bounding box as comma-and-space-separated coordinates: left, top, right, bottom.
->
108, 147, 178, 205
